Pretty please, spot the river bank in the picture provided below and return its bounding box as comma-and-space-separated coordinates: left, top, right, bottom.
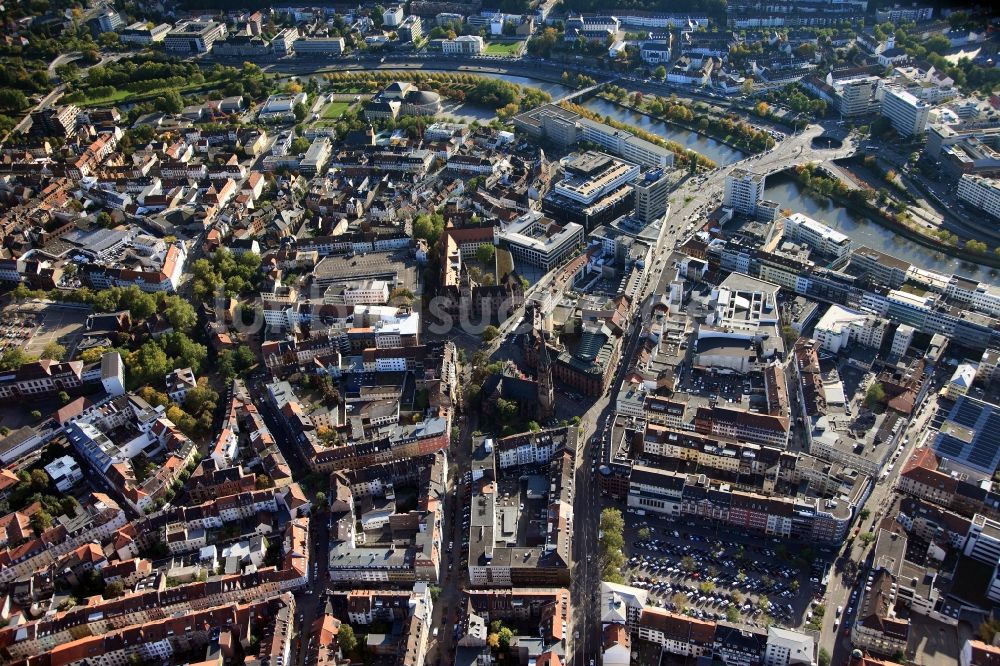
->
765, 171, 1000, 282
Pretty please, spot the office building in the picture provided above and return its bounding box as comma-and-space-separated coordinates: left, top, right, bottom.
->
633, 169, 670, 223
932, 395, 1000, 477
723, 169, 766, 216
294, 37, 346, 54
500, 211, 585, 271
93, 9, 124, 34
164, 21, 227, 53
513, 104, 674, 169
839, 77, 880, 117
782, 212, 852, 259
957, 175, 1000, 220
120, 22, 171, 44
881, 88, 931, 137
814, 305, 887, 354
543, 151, 639, 229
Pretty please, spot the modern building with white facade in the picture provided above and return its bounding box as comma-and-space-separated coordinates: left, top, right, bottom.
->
45, 455, 84, 492
724, 169, 766, 216
164, 21, 227, 53
782, 212, 853, 259
383, 6, 404, 26
500, 211, 584, 271
553, 153, 640, 205
813, 304, 888, 354
881, 87, 931, 136
957, 174, 1000, 220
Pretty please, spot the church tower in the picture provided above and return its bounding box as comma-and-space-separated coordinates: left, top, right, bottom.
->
536, 313, 555, 422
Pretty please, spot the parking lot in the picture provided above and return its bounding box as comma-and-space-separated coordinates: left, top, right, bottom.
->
0, 301, 90, 360
618, 512, 829, 631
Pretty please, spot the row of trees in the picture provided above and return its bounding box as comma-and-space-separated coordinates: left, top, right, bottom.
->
599, 508, 628, 584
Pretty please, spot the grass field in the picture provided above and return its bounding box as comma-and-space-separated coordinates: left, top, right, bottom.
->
485, 42, 522, 56
321, 101, 351, 119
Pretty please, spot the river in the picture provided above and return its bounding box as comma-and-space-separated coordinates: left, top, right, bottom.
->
436, 74, 746, 166
763, 174, 1000, 285
314, 67, 997, 282
579, 97, 747, 166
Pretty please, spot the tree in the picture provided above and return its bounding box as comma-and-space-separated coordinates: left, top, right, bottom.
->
30, 410, 42, 421
155, 90, 184, 115
482, 326, 500, 343
672, 592, 688, 611
638, 527, 652, 540
859, 508, 871, 521
781, 325, 798, 347
0, 89, 28, 112
757, 595, 771, 614
40, 341, 66, 361
184, 381, 218, 416
0, 348, 34, 370
291, 136, 311, 154
497, 626, 514, 650
726, 606, 740, 622
338, 624, 357, 653
653, 65, 667, 80
865, 382, 886, 408
755, 101, 770, 117
476, 243, 496, 265
30, 468, 49, 490
315, 491, 327, 507
293, 102, 307, 122
57, 390, 71, 404
104, 580, 125, 598
966, 239, 988, 254
859, 531, 876, 546
160, 296, 197, 333
31, 510, 52, 533
96, 212, 115, 228
818, 648, 832, 666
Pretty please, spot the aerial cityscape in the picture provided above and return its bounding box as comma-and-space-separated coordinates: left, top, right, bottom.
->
1, 1, 1000, 666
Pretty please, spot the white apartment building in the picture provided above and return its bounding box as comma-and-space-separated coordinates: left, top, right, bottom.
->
891, 323, 915, 357
881, 87, 931, 136
783, 212, 852, 259
957, 174, 1000, 220
763, 626, 814, 666
441, 35, 484, 55
814, 304, 887, 354
383, 6, 404, 26
44, 455, 83, 492
723, 169, 766, 216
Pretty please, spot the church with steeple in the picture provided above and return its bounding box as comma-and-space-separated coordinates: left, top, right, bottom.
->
536, 308, 555, 422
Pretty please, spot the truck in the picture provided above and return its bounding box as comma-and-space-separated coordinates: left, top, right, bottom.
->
636, 509, 647, 517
